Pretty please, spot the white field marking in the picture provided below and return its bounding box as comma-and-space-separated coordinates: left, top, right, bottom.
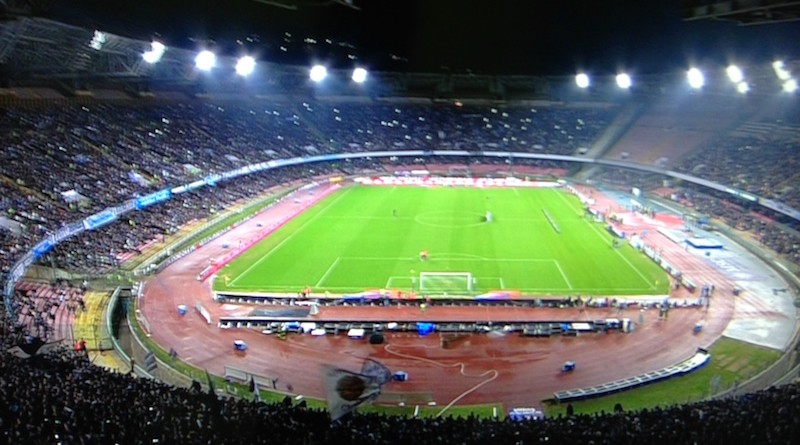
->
230, 188, 352, 286
513, 187, 521, 197
552, 188, 585, 217
553, 260, 574, 290
315, 257, 341, 288
555, 191, 655, 290
475, 277, 504, 290
386, 276, 414, 288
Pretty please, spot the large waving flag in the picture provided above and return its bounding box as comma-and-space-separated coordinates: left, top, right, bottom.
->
322, 359, 392, 421
249, 376, 261, 402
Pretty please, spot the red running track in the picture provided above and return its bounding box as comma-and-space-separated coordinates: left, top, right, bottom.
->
141, 183, 738, 411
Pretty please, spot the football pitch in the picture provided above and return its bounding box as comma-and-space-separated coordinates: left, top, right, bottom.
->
214, 185, 669, 296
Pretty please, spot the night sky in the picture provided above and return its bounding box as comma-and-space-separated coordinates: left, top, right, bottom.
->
52, 0, 800, 75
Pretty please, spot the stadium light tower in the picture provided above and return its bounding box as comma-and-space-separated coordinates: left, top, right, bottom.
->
615, 73, 632, 89
195, 50, 216, 71
575, 73, 590, 89
687, 67, 705, 89
142, 41, 166, 64
726, 65, 743, 83
236, 56, 256, 76
352, 67, 368, 83
310, 64, 328, 82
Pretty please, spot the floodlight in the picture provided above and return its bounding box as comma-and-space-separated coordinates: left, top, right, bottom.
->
575, 73, 590, 89
783, 78, 798, 93
89, 30, 107, 50
142, 41, 166, 64
235, 56, 256, 76
687, 68, 704, 89
195, 50, 216, 71
726, 65, 743, 83
773, 60, 791, 80
310, 65, 328, 82
736, 82, 749, 94
352, 67, 368, 83
615, 73, 632, 89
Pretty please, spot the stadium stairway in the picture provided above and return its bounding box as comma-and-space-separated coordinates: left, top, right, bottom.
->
72, 291, 112, 350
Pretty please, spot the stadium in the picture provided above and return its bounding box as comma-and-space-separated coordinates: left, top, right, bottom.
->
1, 0, 799, 443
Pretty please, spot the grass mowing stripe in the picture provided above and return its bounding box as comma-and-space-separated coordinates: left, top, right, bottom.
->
230, 188, 352, 286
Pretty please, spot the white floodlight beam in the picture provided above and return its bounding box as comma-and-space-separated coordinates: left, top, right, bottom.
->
687, 67, 705, 89
615, 73, 632, 89
783, 78, 798, 93
736, 82, 749, 94
773, 60, 792, 80
89, 30, 107, 50
310, 65, 328, 82
575, 73, 590, 89
195, 50, 216, 71
236, 56, 256, 76
726, 65, 743, 84
142, 41, 166, 64
352, 67, 368, 83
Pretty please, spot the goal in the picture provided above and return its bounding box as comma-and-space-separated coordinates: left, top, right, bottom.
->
419, 272, 473, 293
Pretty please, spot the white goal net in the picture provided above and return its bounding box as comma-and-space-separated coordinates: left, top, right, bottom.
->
419, 272, 473, 293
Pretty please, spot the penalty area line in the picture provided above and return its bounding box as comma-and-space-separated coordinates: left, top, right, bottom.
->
553, 260, 574, 290
315, 257, 341, 288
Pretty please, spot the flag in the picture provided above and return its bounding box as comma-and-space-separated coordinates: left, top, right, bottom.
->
205, 369, 216, 396
7, 338, 62, 359
322, 359, 391, 421
249, 376, 261, 402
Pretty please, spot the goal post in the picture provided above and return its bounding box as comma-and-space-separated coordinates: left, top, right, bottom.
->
419, 272, 474, 293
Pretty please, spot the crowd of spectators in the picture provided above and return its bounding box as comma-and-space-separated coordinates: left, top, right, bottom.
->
0, 99, 611, 280
675, 128, 800, 209
0, 339, 797, 444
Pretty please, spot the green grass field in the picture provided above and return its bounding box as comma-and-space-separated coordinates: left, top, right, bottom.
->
214, 185, 669, 296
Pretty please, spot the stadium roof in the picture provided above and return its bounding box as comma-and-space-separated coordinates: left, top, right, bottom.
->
16, 0, 799, 76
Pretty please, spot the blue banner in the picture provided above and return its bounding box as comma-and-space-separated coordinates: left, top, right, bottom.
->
204, 174, 221, 186
135, 189, 172, 210
32, 239, 55, 259
83, 209, 117, 230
